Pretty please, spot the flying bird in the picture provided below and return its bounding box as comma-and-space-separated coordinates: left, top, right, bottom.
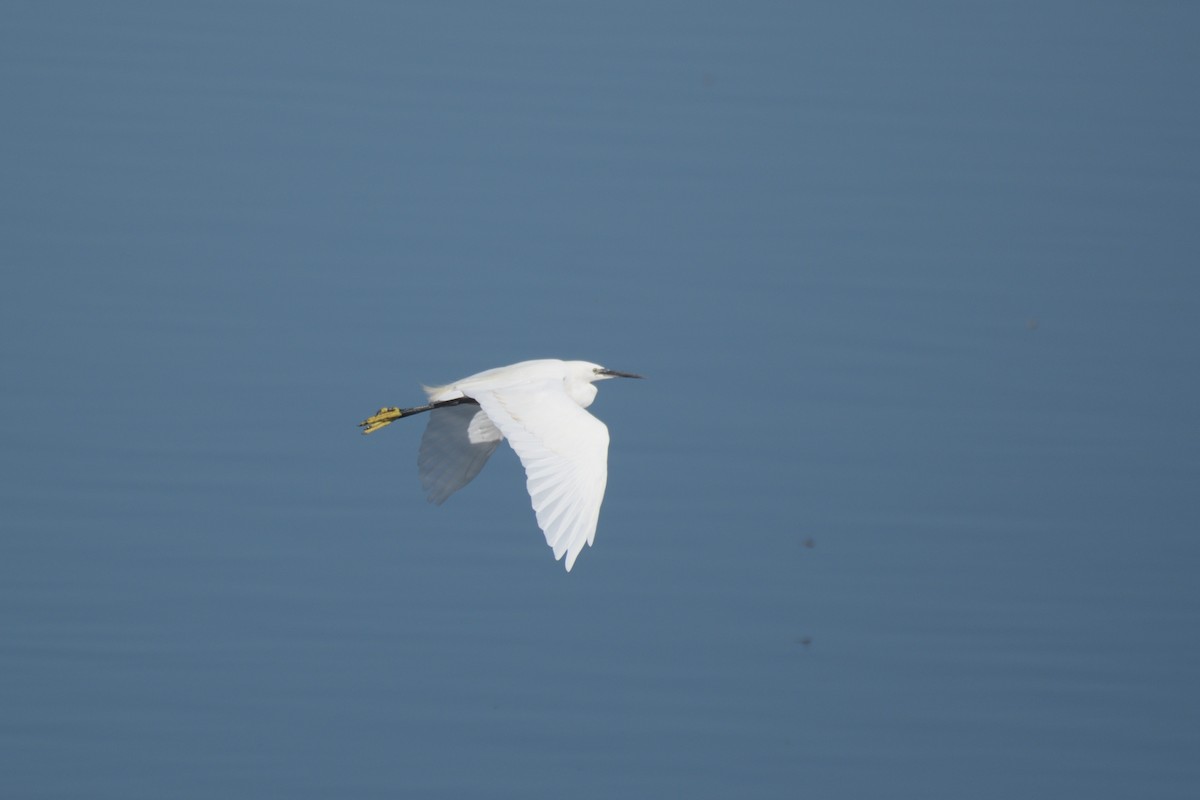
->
359, 359, 642, 571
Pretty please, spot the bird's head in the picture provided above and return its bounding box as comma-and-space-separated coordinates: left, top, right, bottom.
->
562, 361, 642, 408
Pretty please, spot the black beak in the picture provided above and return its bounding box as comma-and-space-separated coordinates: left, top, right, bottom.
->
598, 368, 644, 379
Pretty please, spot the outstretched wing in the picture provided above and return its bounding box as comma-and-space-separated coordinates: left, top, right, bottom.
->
469, 383, 610, 571
418, 404, 503, 505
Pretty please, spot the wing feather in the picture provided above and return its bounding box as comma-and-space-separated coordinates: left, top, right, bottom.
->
468, 382, 609, 571
417, 405, 503, 505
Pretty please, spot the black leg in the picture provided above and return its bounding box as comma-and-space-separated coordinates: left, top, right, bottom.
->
359, 397, 479, 434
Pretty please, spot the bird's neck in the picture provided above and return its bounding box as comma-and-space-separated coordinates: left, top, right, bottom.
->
568, 381, 599, 409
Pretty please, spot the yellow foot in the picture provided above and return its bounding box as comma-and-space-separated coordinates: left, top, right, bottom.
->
359, 407, 404, 434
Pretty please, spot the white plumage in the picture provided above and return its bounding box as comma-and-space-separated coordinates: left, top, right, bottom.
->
361, 359, 641, 571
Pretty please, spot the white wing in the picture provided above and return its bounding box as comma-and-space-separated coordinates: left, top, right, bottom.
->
417, 404, 503, 505
469, 382, 610, 571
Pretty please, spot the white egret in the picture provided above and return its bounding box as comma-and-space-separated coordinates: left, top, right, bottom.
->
360, 359, 642, 571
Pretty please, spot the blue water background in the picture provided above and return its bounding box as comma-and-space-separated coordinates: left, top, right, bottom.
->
3, 3, 1198, 798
